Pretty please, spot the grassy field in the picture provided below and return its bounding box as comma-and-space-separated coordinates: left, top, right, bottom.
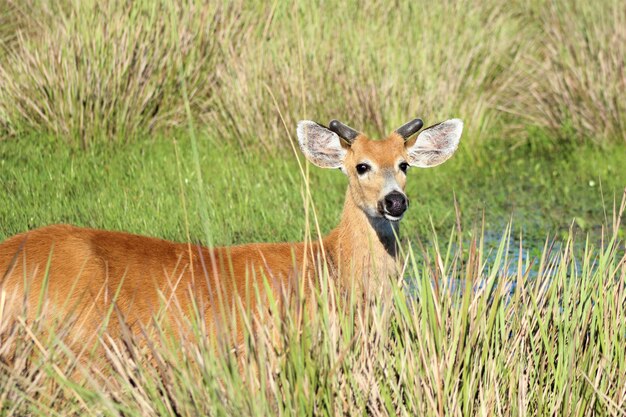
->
1, 0, 626, 415
1, 135, 625, 244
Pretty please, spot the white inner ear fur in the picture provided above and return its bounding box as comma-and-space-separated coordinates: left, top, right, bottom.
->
406, 119, 463, 168
297, 121, 346, 169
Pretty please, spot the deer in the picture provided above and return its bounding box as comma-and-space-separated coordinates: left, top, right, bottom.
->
0, 118, 462, 347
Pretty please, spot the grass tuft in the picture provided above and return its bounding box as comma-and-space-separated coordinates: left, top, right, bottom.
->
499, 0, 626, 145
0, 0, 244, 148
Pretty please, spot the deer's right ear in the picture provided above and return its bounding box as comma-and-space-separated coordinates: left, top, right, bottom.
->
297, 121, 347, 169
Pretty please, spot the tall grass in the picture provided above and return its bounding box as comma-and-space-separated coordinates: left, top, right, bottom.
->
0, 0, 624, 149
1, 198, 625, 415
208, 0, 522, 149
0, 0, 245, 148
500, 0, 626, 145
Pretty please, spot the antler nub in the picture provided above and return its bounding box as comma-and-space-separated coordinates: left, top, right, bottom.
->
329, 120, 360, 144
395, 118, 424, 140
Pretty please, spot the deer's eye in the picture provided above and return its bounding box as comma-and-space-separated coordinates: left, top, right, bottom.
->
356, 163, 370, 175
399, 162, 409, 173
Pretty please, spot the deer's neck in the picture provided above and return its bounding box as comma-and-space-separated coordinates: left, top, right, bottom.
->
323, 190, 401, 290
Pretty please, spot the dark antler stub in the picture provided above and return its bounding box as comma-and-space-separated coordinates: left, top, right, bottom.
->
396, 118, 424, 140
329, 120, 360, 144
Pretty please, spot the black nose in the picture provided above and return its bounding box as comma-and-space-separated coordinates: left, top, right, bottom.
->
383, 191, 408, 217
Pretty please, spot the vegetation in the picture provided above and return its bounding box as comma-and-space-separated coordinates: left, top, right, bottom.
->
1, 207, 625, 416
0, 0, 625, 149
1, 0, 625, 415
0, 135, 625, 245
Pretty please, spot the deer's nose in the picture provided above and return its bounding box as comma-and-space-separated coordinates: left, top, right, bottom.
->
382, 191, 408, 218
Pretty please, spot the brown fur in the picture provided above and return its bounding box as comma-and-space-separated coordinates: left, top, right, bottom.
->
0, 225, 322, 344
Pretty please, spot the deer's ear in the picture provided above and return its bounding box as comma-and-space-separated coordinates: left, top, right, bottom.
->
297, 121, 347, 169
405, 119, 462, 168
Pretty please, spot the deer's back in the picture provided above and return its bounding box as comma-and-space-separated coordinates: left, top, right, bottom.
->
0, 225, 317, 340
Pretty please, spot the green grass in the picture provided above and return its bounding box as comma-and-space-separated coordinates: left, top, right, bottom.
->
1, 135, 625, 244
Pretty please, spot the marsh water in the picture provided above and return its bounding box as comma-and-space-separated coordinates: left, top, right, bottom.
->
408, 225, 623, 300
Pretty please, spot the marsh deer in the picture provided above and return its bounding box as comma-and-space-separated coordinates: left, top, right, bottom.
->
0, 118, 462, 343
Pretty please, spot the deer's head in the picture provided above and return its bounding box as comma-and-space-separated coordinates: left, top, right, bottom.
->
297, 118, 463, 222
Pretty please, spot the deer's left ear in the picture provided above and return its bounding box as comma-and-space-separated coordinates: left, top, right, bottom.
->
297, 121, 347, 169
405, 119, 463, 168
